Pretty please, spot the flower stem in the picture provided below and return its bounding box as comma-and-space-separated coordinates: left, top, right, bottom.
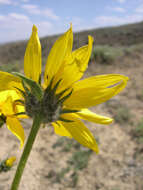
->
10, 114, 42, 190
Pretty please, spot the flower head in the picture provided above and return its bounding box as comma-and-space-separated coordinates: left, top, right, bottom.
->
0, 90, 25, 148
0, 156, 16, 172
0, 25, 128, 153
5, 156, 16, 167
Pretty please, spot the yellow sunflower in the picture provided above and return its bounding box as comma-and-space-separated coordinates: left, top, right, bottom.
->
0, 25, 128, 153
5, 156, 16, 167
0, 90, 25, 148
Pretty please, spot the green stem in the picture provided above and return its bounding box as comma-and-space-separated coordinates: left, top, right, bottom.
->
10, 114, 42, 190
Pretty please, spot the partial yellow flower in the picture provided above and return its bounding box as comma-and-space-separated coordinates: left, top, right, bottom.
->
0, 90, 25, 148
0, 156, 16, 173
5, 156, 16, 167
0, 25, 128, 153
0, 71, 22, 92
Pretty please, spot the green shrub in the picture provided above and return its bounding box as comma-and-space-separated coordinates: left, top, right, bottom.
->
55, 167, 70, 183
52, 137, 93, 186
135, 118, 143, 143
68, 149, 92, 170
0, 61, 22, 73
52, 137, 81, 152
114, 106, 131, 124
91, 45, 123, 64
124, 43, 143, 55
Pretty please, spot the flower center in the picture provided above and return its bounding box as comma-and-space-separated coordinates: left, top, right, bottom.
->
24, 78, 73, 123
14, 73, 76, 124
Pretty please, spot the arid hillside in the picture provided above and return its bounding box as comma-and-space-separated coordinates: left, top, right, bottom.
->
1, 21, 143, 65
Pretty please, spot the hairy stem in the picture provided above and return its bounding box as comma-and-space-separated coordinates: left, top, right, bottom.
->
11, 114, 42, 190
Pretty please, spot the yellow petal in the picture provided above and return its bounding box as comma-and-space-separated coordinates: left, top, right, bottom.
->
64, 74, 128, 109
0, 71, 22, 92
54, 36, 93, 93
52, 122, 72, 138
13, 103, 28, 119
0, 94, 25, 147
24, 25, 41, 82
6, 117, 25, 148
59, 114, 99, 153
44, 25, 73, 87
0, 90, 27, 119
0, 96, 15, 116
71, 36, 93, 73
0, 90, 19, 103
73, 109, 113, 125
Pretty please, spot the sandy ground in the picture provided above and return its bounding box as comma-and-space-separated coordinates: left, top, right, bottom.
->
0, 54, 143, 190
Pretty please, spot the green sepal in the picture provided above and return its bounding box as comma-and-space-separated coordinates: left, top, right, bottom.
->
51, 79, 62, 94
60, 109, 79, 114
58, 89, 73, 104
14, 112, 26, 116
12, 72, 43, 101
14, 99, 25, 105
44, 77, 54, 94
22, 80, 30, 95
38, 74, 42, 85
58, 117, 73, 123
56, 87, 70, 100
14, 87, 26, 98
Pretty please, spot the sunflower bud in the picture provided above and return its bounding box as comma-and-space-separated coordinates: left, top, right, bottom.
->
0, 156, 16, 172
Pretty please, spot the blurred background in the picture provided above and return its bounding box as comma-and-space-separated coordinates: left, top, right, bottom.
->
0, 0, 143, 189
